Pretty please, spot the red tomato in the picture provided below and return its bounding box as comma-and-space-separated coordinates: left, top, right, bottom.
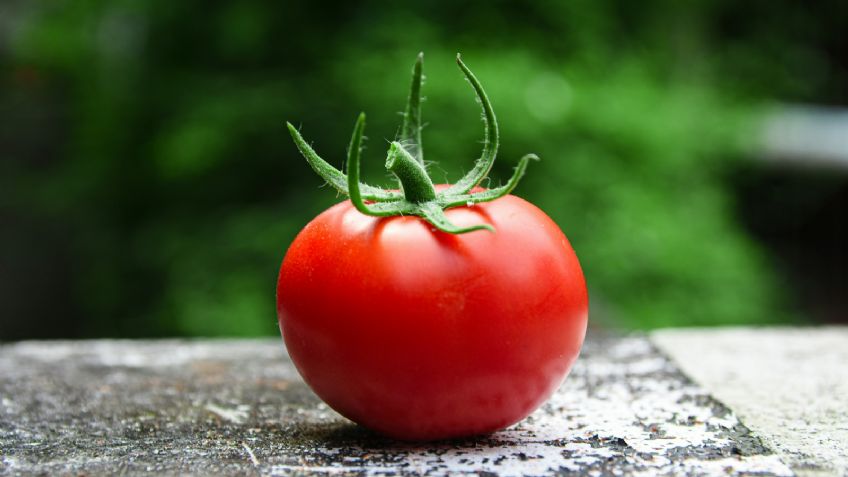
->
276, 191, 588, 441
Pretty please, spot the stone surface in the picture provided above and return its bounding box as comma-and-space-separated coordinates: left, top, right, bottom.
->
0, 335, 791, 476
653, 327, 848, 477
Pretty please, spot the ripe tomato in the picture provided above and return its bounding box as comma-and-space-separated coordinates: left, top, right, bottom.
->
276, 192, 588, 440
278, 53, 588, 440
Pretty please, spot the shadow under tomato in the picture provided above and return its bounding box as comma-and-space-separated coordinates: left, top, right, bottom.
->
305, 420, 509, 450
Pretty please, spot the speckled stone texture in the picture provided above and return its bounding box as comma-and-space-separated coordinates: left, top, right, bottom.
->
0, 335, 791, 476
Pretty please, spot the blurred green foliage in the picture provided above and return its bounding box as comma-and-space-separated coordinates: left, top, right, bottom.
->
3, 0, 846, 337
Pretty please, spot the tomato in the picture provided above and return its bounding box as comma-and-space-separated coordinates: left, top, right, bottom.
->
277, 53, 588, 440
276, 191, 587, 440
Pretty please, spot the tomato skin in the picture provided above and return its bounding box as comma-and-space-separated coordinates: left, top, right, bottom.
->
276, 192, 588, 441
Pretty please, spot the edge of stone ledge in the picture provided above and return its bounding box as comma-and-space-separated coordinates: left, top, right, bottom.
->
650, 326, 848, 477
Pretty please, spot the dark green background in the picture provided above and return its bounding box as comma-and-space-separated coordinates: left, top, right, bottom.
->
2, 0, 846, 338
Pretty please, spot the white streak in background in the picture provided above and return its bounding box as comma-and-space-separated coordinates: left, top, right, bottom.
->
760, 105, 848, 170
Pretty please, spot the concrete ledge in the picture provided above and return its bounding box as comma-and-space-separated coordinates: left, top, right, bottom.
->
0, 334, 807, 476
652, 327, 848, 477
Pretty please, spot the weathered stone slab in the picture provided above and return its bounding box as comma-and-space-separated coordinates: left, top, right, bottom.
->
0, 335, 791, 476
653, 327, 848, 477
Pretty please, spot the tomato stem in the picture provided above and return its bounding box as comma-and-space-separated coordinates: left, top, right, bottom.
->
386, 142, 436, 203
287, 53, 539, 234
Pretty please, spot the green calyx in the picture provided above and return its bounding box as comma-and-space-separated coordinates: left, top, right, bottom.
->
286, 52, 539, 234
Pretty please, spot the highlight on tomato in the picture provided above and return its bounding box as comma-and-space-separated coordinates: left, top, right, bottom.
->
277, 53, 588, 441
